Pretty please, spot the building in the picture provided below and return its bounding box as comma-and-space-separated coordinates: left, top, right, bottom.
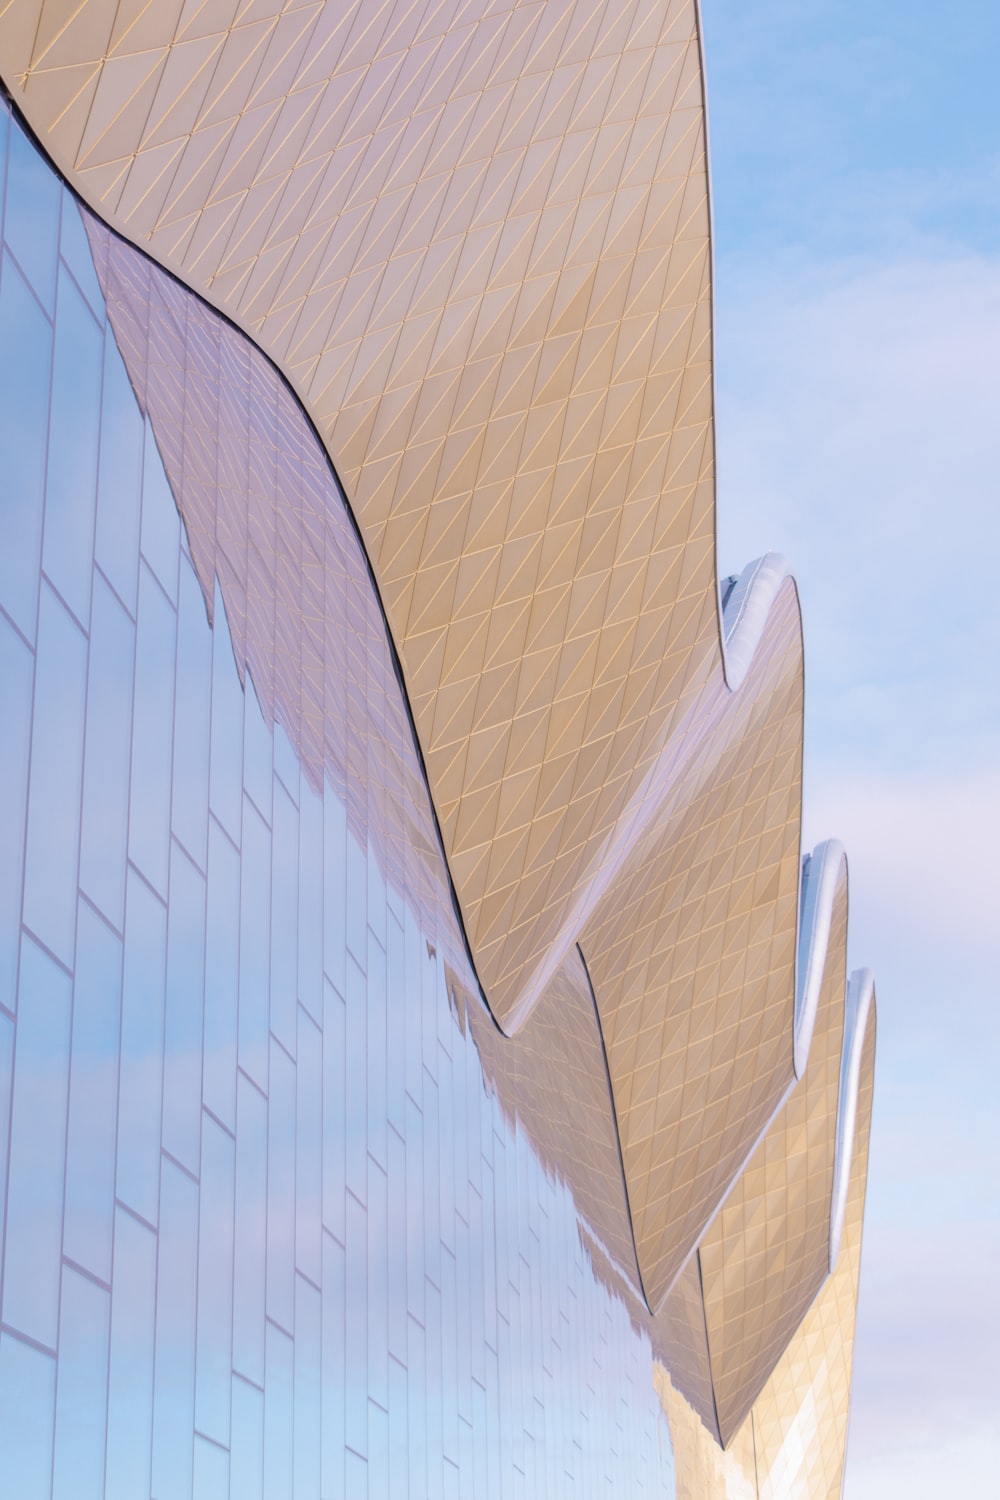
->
0, 3, 875, 1497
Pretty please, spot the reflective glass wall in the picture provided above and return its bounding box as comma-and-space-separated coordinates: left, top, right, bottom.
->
0, 98, 678, 1499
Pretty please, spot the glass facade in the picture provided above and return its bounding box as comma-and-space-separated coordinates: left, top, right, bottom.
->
0, 96, 683, 1500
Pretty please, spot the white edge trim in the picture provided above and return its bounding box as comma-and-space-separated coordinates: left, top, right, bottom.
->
829, 967, 876, 1270
720, 552, 793, 691
794, 840, 847, 1079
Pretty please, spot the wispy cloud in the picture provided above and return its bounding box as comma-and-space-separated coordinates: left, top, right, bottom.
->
714, 250, 1000, 776
711, 242, 1000, 1492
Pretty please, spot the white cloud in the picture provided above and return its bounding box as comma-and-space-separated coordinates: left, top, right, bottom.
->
803, 762, 999, 965
713, 244, 1000, 1491
714, 251, 1000, 777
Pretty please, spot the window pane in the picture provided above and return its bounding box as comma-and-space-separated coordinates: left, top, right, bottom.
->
22, 584, 87, 965
52, 1267, 110, 1500
42, 267, 102, 627
151, 1158, 198, 1500
0, 615, 32, 999
3, 934, 71, 1348
128, 562, 177, 897
0, 1332, 56, 1500
0, 250, 51, 640
79, 573, 134, 929
105, 1207, 156, 1500
64, 899, 121, 1283
116, 870, 166, 1227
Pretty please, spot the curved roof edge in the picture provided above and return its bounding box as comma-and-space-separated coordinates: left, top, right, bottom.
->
720, 552, 794, 692
0, 0, 722, 1036
648, 853, 881, 1445
795, 838, 848, 1078
831, 966, 877, 1269
0, 9, 879, 1464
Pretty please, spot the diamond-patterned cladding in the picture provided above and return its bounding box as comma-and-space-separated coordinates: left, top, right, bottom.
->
0, 0, 719, 1029
83, 190, 811, 1337
0, 12, 876, 1482
582, 575, 804, 1309
698, 856, 848, 1444
654, 994, 876, 1498
750, 1004, 875, 1498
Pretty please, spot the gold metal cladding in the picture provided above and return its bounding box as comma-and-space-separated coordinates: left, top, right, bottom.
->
0, 18, 876, 1461
450, 947, 645, 1297
0, 0, 718, 1030
80, 207, 449, 920
654, 995, 876, 1498
698, 856, 848, 1445
583, 574, 804, 1310
653, 1359, 757, 1500
81, 187, 815, 1351
750, 996, 875, 1499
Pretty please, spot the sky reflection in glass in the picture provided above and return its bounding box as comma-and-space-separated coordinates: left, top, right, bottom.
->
0, 98, 678, 1498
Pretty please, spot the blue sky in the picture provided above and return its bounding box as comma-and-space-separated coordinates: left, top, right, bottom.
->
698, 2, 1000, 1493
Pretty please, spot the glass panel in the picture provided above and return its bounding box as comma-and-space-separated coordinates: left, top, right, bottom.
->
297, 771, 323, 1027
94, 331, 144, 617
105, 1206, 157, 1500
0, 1332, 56, 1500
193, 1434, 230, 1499
116, 869, 166, 1227
322, 789, 346, 998
194, 1112, 235, 1446
295, 1006, 322, 1288
140, 417, 180, 604
0, 249, 51, 640
272, 721, 299, 804
64, 899, 121, 1283
367, 1401, 389, 1500
0, 1012, 12, 1264
320, 1232, 346, 1496
345, 824, 367, 968
238, 796, 271, 1093
345, 1445, 368, 1500
366, 929, 388, 1175
263, 1321, 293, 1500
385, 910, 405, 1141
204, 816, 239, 1133
0, 96, 7, 208
269, 778, 298, 1059
321, 978, 346, 1246
59, 201, 106, 322
209, 584, 244, 846
3, 122, 59, 312
152, 1158, 199, 1500
233, 1072, 267, 1388
0, 88, 793, 1500
79, 572, 134, 930
52, 1266, 110, 1500
266, 1038, 295, 1335
345, 953, 367, 1208
22, 583, 87, 966
230, 1374, 264, 1500
344, 1189, 368, 1460
293, 1275, 321, 1500
404, 1093, 426, 1331
3, 934, 71, 1348
387, 1350, 408, 1499
128, 561, 177, 898
42, 267, 102, 627
407, 1317, 427, 1497
163, 841, 206, 1176
0, 615, 32, 1000
172, 554, 211, 871
366, 1155, 389, 1411
242, 669, 272, 821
